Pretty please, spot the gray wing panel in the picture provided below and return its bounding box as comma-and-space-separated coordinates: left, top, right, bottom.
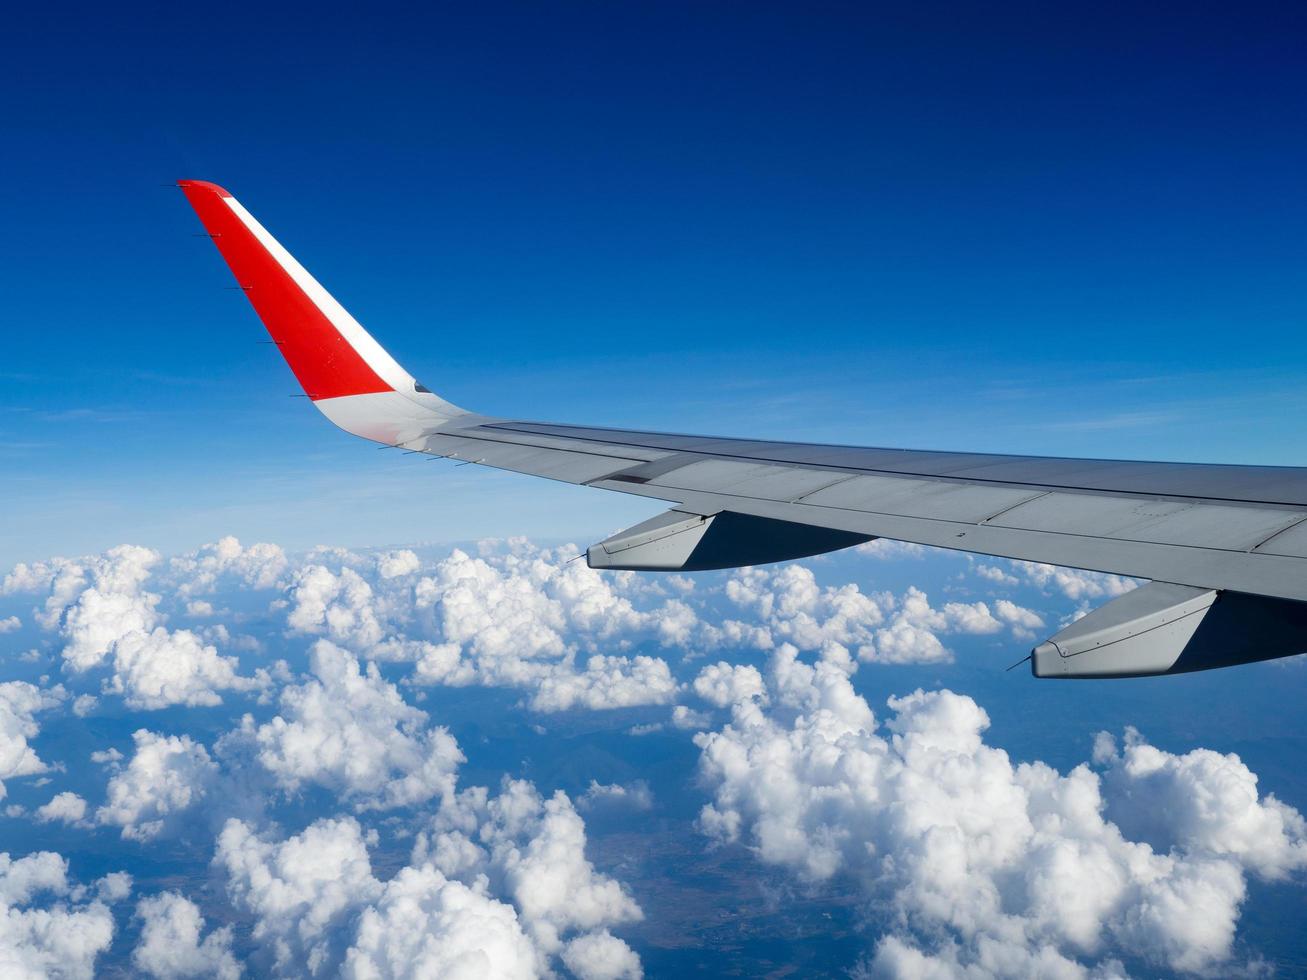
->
417, 422, 653, 486
413, 417, 1307, 601
484, 421, 1307, 507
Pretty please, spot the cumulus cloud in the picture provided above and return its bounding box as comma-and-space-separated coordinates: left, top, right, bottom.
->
974, 563, 1019, 586
133, 891, 240, 980
1012, 560, 1139, 602
217, 816, 381, 976
221, 780, 641, 978
416, 779, 643, 960
35, 791, 88, 825
96, 730, 219, 841
1096, 727, 1307, 881
530, 654, 678, 713
239, 641, 463, 810
7, 532, 1299, 977
0, 681, 63, 799
286, 565, 392, 651
993, 598, 1046, 639
376, 549, 421, 580
562, 930, 644, 980
104, 627, 260, 709
9, 544, 261, 709
0, 851, 125, 978
693, 662, 767, 708
724, 564, 884, 658
3, 554, 107, 632
694, 646, 1307, 976
0, 615, 19, 634
579, 781, 654, 812
170, 536, 288, 597
721, 566, 1034, 667
670, 705, 711, 730
342, 865, 540, 979
58, 545, 160, 670
2, 560, 62, 597
855, 539, 928, 560
407, 546, 685, 708
227, 820, 529, 980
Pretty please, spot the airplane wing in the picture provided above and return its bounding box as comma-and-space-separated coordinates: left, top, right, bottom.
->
177, 180, 1307, 679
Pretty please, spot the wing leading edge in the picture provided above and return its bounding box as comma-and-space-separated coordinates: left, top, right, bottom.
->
178, 180, 1307, 677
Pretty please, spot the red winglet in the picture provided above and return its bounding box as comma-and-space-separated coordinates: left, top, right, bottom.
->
178, 180, 393, 401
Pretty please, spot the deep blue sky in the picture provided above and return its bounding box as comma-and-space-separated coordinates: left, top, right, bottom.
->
3, 1, 1306, 560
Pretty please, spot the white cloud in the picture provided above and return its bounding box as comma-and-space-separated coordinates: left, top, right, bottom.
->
376, 549, 421, 580
416, 779, 643, 960
35, 791, 87, 825
96, 730, 219, 841
993, 598, 1046, 639
855, 539, 929, 560
286, 565, 391, 652
578, 781, 654, 812
0, 681, 63, 800
97, 872, 132, 903
3, 559, 66, 597
133, 891, 240, 980
722, 567, 1020, 666
4, 555, 94, 631
725, 564, 883, 656
0, 615, 19, 634
670, 705, 711, 730
414, 549, 570, 671
17, 537, 688, 719
245, 640, 463, 810
530, 655, 677, 713
562, 930, 644, 980
10, 532, 1301, 977
693, 662, 767, 708
1097, 727, 1307, 881
694, 647, 1307, 976
1012, 561, 1139, 602
103, 626, 259, 709
223, 780, 641, 978
0, 851, 122, 979
53, 545, 160, 671
217, 816, 381, 976
342, 865, 540, 980
867, 619, 949, 665
72, 694, 98, 717
974, 563, 1019, 586
408, 545, 692, 706
170, 536, 288, 597
12, 544, 260, 709
896, 586, 1003, 636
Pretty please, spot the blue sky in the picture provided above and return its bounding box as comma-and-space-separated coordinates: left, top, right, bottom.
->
5, 4, 1307, 978
4, 1, 1307, 560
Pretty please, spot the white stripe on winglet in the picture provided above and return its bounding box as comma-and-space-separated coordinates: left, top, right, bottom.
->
222, 196, 414, 393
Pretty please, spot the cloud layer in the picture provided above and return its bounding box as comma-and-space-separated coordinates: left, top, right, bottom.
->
2, 535, 1303, 977
694, 645, 1307, 976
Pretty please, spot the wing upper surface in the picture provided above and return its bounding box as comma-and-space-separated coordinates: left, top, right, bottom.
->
409, 415, 1307, 601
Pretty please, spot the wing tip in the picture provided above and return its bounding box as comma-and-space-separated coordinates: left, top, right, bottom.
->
177, 179, 234, 199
